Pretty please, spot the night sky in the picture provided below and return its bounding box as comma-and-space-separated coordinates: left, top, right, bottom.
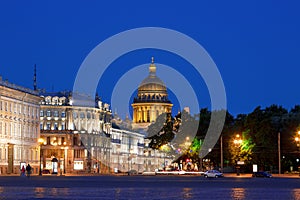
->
1, 1, 300, 118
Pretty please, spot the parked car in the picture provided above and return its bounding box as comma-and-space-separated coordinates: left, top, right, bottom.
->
252, 171, 272, 178
127, 169, 138, 175
204, 170, 224, 178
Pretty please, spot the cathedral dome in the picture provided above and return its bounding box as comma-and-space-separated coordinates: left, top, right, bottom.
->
133, 57, 171, 104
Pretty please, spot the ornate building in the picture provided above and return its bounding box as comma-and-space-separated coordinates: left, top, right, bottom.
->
39, 92, 112, 174
131, 58, 173, 132
0, 77, 41, 174
39, 92, 171, 174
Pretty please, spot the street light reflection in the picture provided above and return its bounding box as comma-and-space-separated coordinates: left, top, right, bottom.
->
34, 187, 45, 199
293, 188, 300, 199
182, 188, 192, 199
231, 188, 246, 200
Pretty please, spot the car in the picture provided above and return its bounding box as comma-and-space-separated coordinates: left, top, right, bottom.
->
127, 169, 138, 175
252, 171, 272, 178
204, 170, 224, 178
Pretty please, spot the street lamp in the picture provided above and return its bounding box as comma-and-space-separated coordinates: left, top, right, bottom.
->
234, 134, 243, 145
295, 131, 300, 175
233, 134, 243, 176
38, 138, 44, 176
295, 131, 300, 143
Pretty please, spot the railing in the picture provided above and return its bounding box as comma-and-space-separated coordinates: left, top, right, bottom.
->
0, 79, 39, 95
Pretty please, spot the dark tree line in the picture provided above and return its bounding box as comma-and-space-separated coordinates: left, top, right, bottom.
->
147, 104, 300, 173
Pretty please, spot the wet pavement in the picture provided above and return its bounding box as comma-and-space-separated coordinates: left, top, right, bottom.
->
0, 175, 299, 199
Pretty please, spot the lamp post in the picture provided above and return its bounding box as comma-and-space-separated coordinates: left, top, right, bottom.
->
38, 138, 44, 176
233, 134, 243, 175
295, 131, 300, 175
220, 135, 223, 173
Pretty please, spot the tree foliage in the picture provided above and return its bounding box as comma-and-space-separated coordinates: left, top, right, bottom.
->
147, 104, 300, 172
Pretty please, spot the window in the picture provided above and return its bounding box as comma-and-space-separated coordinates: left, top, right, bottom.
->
47, 137, 50, 145
46, 122, 51, 130
147, 110, 150, 122
61, 112, 66, 118
62, 137, 65, 145
40, 110, 44, 117
80, 112, 85, 119
53, 97, 58, 105
46, 110, 51, 117
5, 102, 7, 111
73, 137, 78, 146
87, 112, 91, 119
73, 112, 78, 119
54, 111, 59, 117
45, 97, 51, 104
61, 122, 65, 130
54, 122, 58, 130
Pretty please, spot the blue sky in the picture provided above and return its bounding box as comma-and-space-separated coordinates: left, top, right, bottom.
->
0, 1, 300, 118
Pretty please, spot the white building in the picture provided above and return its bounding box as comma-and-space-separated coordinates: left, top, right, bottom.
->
39, 92, 112, 174
0, 77, 41, 174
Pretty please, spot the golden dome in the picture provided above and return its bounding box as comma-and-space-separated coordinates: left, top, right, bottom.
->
134, 57, 171, 103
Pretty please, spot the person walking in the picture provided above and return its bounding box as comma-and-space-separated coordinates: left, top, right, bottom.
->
21, 166, 25, 177
26, 164, 32, 178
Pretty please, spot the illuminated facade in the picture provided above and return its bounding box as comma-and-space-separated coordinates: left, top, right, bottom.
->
39, 92, 112, 174
109, 128, 171, 173
0, 78, 41, 174
132, 58, 173, 131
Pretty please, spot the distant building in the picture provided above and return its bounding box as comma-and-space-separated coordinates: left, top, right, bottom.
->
131, 58, 173, 132
0, 77, 41, 174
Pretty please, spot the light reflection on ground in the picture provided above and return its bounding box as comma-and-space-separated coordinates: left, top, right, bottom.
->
0, 187, 298, 199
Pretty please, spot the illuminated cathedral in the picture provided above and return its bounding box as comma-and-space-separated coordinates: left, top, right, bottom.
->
131, 58, 173, 132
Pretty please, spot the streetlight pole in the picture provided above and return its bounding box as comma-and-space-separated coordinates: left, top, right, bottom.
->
278, 132, 281, 174
294, 131, 300, 175
38, 138, 44, 176
233, 134, 242, 176
220, 135, 223, 173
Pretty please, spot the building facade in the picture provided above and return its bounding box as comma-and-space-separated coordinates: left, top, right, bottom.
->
39, 92, 112, 174
39, 91, 172, 174
131, 58, 173, 131
0, 78, 41, 174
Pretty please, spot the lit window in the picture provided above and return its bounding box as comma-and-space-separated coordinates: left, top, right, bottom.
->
54, 122, 58, 130
46, 110, 51, 117
54, 111, 59, 117
61, 122, 65, 130
46, 122, 51, 130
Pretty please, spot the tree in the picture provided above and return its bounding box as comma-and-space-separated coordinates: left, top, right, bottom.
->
229, 130, 255, 167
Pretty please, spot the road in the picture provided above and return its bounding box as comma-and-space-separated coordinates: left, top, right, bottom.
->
0, 175, 299, 199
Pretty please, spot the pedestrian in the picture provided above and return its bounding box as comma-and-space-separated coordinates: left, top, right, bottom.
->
26, 164, 32, 178
21, 166, 25, 177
